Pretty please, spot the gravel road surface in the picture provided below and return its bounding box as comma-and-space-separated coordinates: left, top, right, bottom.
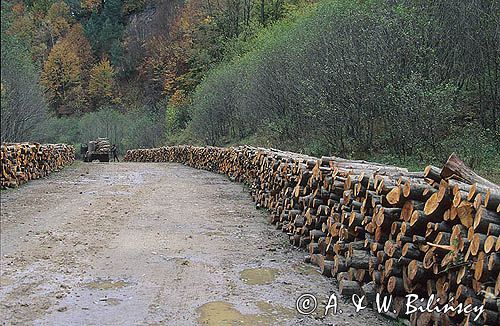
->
0, 162, 390, 325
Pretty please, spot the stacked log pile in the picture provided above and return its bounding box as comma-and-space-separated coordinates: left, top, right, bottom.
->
91, 138, 111, 154
1, 143, 75, 188
125, 146, 499, 325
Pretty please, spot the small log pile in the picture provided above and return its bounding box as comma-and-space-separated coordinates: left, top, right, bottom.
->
125, 146, 500, 325
1, 143, 75, 188
91, 138, 110, 154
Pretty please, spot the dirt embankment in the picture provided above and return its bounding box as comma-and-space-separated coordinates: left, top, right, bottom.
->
0, 162, 390, 325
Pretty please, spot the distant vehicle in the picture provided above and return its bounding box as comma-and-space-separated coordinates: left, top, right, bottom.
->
81, 138, 110, 162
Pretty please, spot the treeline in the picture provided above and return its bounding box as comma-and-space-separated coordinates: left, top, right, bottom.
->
179, 0, 499, 171
35, 108, 164, 154
1, 0, 306, 146
1, 0, 498, 172
1, 0, 307, 118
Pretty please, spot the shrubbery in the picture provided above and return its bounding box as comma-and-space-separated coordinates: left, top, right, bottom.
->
181, 0, 499, 173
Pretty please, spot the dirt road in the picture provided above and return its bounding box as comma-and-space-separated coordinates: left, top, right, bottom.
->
1, 162, 390, 325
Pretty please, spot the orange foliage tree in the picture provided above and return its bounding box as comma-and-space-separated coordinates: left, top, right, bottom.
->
139, 0, 206, 102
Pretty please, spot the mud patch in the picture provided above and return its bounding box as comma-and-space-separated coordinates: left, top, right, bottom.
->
255, 301, 296, 321
84, 279, 131, 290
0, 276, 13, 287
239, 268, 279, 285
197, 300, 295, 325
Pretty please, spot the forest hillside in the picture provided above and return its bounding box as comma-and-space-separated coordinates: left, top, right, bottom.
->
1, 0, 499, 177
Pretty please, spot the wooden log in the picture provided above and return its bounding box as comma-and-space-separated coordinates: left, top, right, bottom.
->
488, 252, 500, 272
484, 235, 497, 254
320, 258, 334, 278
333, 255, 349, 275
347, 250, 371, 269
473, 252, 489, 281
408, 260, 429, 282
441, 153, 499, 190
473, 207, 499, 234
488, 223, 500, 236
339, 279, 362, 296
1, 143, 75, 188
424, 165, 442, 183
470, 233, 487, 256
387, 276, 405, 295
361, 281, 377, 305
403, 180, 437, 201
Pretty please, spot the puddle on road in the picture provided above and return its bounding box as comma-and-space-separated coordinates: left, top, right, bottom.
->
198, 301, 253, 325
294, 263, 320, 276
256, 301, 296, 321
84, 279, 131, 290
239, 268, 279, 285
197, 300, 295, 325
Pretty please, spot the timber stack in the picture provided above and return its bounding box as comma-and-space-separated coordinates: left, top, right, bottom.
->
1, 143, 75, 188
125, 146, 499, 325
92, 137, 111, 154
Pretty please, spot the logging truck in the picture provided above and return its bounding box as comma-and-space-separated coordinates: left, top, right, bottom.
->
81, 138, 110, 162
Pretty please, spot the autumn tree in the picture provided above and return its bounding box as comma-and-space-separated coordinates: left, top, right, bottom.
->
81, 0, 102, 13
88, 58, 119, 109
44, 1, 72, 46
6, 2, 36, 43
41, 40, 85, 116
65, 23, 94, 73
158, 0, 206, 97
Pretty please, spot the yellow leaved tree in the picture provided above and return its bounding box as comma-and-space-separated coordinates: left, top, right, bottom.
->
88, 58, 120, 109
41, 41, 85, 116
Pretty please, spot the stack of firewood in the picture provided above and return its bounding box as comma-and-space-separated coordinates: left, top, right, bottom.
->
1, 143, 75, 188
93, 138, 111, 154
124, 146, 499, 325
